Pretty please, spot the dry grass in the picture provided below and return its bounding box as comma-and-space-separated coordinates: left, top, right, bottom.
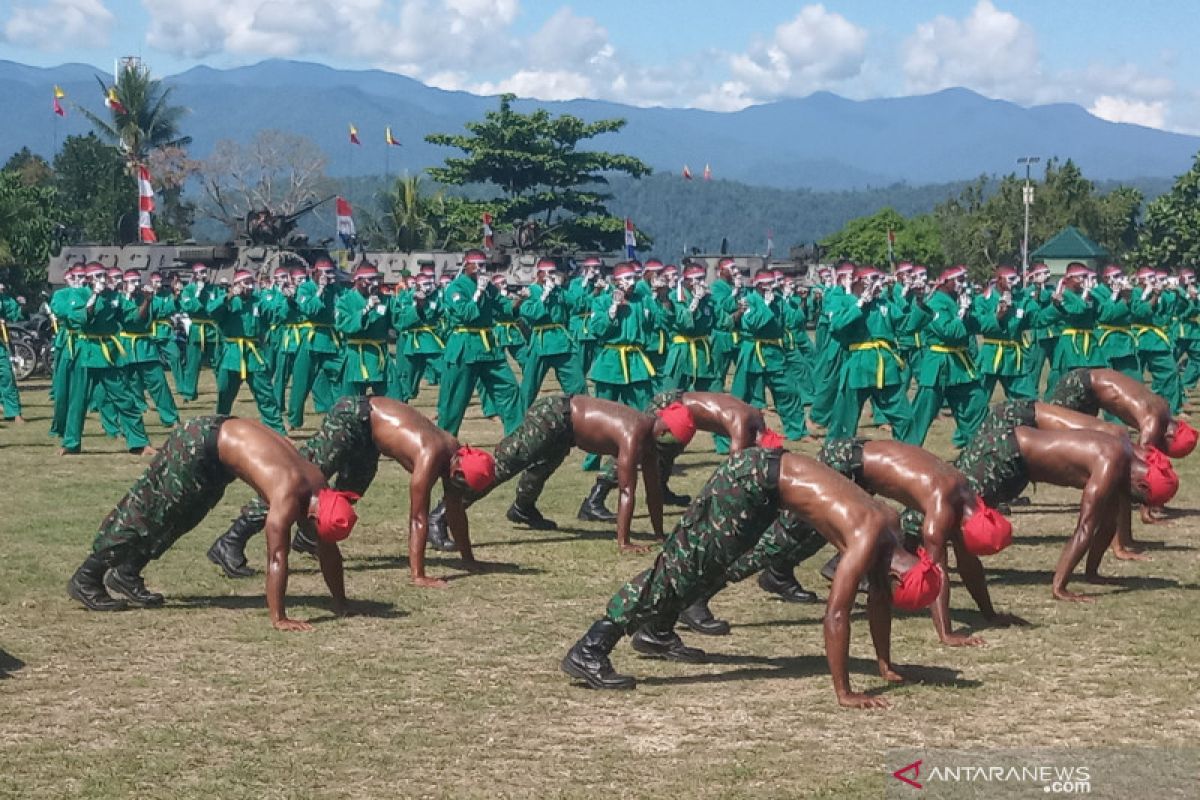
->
2, 375, 1199, 799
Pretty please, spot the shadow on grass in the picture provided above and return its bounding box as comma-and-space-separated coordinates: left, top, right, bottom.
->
986, 567, 1185, 593
636, 653, 979, 689
0, 648, 26, 679
169, 594, 406, 620
1009, 504, 1086, 515
334, 554, 545, 578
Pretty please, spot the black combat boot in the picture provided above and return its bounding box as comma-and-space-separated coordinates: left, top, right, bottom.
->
819, 553, 868, 594
630, 624, 708, 663
577, 478, 617, 523
67, 553, 127, 612
291, 527, 318, 557
678, 591, 731, 636
506, 501, 558, 530
661, 483, 691, 507
207, 517, 260, 578
426, 501, 457, 552
560, 619, 637, 690
758, 564, 819, 603
103, 555, 165, 607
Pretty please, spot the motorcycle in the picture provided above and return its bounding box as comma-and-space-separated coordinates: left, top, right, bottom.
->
8, 295, 54, 381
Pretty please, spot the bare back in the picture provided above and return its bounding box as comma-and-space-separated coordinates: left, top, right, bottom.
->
368, 397, 458, 476
859, 440, 971, 516
778, 453, 896, 556
681, 392, 765, 448
1016, 427, 1129, 491
1089, 369, 1171, 445
217, 418, 324, 509
570, 395, 656, 458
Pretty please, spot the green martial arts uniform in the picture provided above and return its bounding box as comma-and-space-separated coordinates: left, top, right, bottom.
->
826, 290, 913, 440
707, 277, 741, 392
119, 291, 178, 427
61, 288, 149, 452
287, 279, 344, 429
89, 416, 234, 568
1177, 291, 1200, 391
661, 288, 718, 392
150, 290, 184, 392
729, 292, 808, 441
437, 273, 523, 436
907, 290, 988, 448
809, 285, 848, 428
1041, 288, 1106, 378
266, 287, 305, 412
519, 281, 586, 409
780, 292, 815, 410
210, 288, 284, 433
492, 294, 527, 365
973, 288, 1035, 401
1011, 286, 1057, 399
643, 285, 670, 393
336, 288, 392, 398
0, 293, 25, 419
50, 285, 88, 436
565, 276, 599, 375
178, 282, 221, 401
1090, 283, 1140, 379
390, 289, 444, 402
1131, 288, 1183, 413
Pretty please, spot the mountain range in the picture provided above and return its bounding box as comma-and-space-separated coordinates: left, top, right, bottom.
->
5, 58, 1200, 191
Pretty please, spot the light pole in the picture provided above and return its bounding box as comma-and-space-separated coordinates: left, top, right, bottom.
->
1018, 156, 1041, 279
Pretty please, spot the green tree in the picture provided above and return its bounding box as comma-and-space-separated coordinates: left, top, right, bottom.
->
426, 94, 651, 251
820, 207, 943, 267
1131, 152, 1200, 267
53, 133, 135, 244
79, 61, 191, 164
369, 175, 447, 251
0, 170, 58, 288
3, 148, 53, 188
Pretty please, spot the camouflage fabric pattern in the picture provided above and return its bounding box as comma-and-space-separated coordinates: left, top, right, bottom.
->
720, 510, 826, 583
92, 416, 234, 564
1046, 368, 1098, 414
605, 448, 782, 632
952, 401, 1033, 506
817, 437, 866, 481
231, 396, 378, 533
498, 393, 576, 507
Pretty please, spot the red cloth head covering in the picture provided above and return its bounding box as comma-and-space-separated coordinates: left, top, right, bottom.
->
191, 262, 208, 273
1102, 264, 1123, 278
1065, 263, 1093, 278
1141, 448, 1179, 505
894, 262, 913, 275
456, 446, 496, 493
655, 402, 697, 446
490, 273, 507, 285
581, 256, 603, 269
613, 264, 637, 280
123, 269, 141, 280
995, 265, 1018, 278
683, 265, 706, 280
233, 269, 253, 282
105, 267, 123, 278
316, 489, 360, 542
353, 263, 380, 279
961, 497, 1013, 556
938, 265, 967, 283
1166, 420, 1197, 458
753, 271, 776, 286
290, 267, 308, 277
536, 258, 557, 272
756, 428, 785, 449
643, 259, 664, 273
893, 548, 944, 611
662, 264, 679, 278
463, 249, 488, 265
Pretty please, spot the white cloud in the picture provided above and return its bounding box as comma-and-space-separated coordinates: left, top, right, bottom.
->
3, 0, 114, 50
1089, 96, 1167, 129
472, 69, 596, 101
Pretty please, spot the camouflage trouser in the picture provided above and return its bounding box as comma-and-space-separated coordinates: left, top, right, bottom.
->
604, 449, 782, 632
230, 395, 378, 539
92, 416, 234, 566
1046, 369, 1097, 414
497, 394, 575, 508
818, 437, 865, 482
953, 401, 1033, 506
720, 511, 826, 583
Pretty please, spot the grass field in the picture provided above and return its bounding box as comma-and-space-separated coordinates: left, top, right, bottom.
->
1, 376, 1198, 799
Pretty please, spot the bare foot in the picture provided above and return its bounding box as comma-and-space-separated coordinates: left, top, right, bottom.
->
837, 692, 889, 709
1112, 548, 1150, 562
879, 664, 906, 682
272, 617, 314, 632
411, 576, 449, 589
1052, 587, 1094, 603
618, 543, 651, 555
940, 633, 986, 647
58, 447, 80, 456
11, 416, 26, 425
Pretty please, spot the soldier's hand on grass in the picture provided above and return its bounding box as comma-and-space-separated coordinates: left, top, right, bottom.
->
273, 617, 314, 632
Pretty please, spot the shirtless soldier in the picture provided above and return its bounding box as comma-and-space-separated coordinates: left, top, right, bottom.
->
427, 394, 696, 554
66, 417, 361, 631
205, 396, 497, 588
560, 448, 943, 709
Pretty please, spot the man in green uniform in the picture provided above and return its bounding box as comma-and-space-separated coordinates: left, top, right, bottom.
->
287, 261, 345, 429
907, 265, 989, 448
640, 260, 671, 392
489, 272, 527, 370
1131, 266, 1183, 413
118, 270, 178, 428
49, 264, 89, 436
809, 263, 853, 429
59, 264, 150, 455
437, 250, 523, 436
973, 266, 1035, 401
335, 263, 391, 399
178, 263, 222, 402
266, 268, 307, 413
706, 258, 741, 394
66, 415, 360, 630
1089, 265, 1141, 380
519, 259, 586, 409
0, 279, 26, 423
256, 267, 290, 386
826, 265, 913, 439
390, 271, 445, 402
1011, 264, 1056, 398
210, 269, 285, 433
147, 272, 184, 392
661, 264, 718, 392
1040, 264, 1107, 391
779, 273, 816, 429
560, 448, 940, 708
565, 257, 603, 375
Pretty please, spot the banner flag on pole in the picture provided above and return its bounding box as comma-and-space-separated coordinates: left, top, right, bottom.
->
624, 217, 636, 259
482, 212, 494, 250
682, 164, 692, 180
386, 126, 401, 146
53, 85, 66, 116
104, 86, 127, 115
137, 165, 157, 243
703, 163, 712, 180
349, 123, 361, 145
336, 196, 356, 246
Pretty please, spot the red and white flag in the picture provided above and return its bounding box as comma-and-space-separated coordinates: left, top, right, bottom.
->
482, 212, 494, 250
137, 165, 156, 243
682, 164, 693, 180
53, 85, 66, 117
349, 123, 361, 145
336, 196, 356, 243
624, 217, 636, 259
703, 163, 712, 180
104, 86, 127, 115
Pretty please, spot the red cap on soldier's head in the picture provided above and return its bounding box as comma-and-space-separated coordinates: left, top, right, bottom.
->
352, 263, 380, 280
290, 267, 308, 278
191, 262, 208, 273
1103, 264, 1123, 278
996, 265, 1019, 278
756, 428, 785, 449
753, 271, 776, 286
895, 262, 914, 275
315, 489, 360, 542
581, 256, 603, 269
683, 264, 706, 280
613, 264, 637, 280
961, 497, 1013, 556
273, 266, 289, 277
536, 258, 557, 273
455, 446, 496, 493
892, 548, 944, 611
853, 265, 881, 281
938, 265, 967, 283
1141, 448, 1180, 505
654, 401, 697, 446
1029, 262, 1049, 276
84, 262, 105, 276
1166, 420, 1197, 458
662, 264, 679, 278
149, 271, 163, 280
1065, 263, 1092, 279
718, 257, 736, 271
490, 273, 507, 285
419, 264, 437, 276
463, 250, 488, 266
68, 264, 86, 276
835, 261, 855, 277
234, 269, 253, 282
106, 267, 123, 278
123, 269, 140, 280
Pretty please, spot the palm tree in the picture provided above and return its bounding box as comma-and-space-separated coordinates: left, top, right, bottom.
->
377, 175, 446, 251
79, 61, 191, 166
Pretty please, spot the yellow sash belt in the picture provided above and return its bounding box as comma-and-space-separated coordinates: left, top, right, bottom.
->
1134, 324, 1171, 346
849, 340, 905, 388
604, 344, 655, 382
454, 326, 493, 351
0, 320, 7, 347
1097, 324, 1132, 346
672, 334, 711, 373
190, 318, 216, 348
83, 334, 126, 365
347, 338, 386, 380
226, 336, 265, 380
980, 338, 1022, 372
928, 344, 976, 378
1061, 327, 1094, 356
409, 326, 444, 352
752, 338, 783, 367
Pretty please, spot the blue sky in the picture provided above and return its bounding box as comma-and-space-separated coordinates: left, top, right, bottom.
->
4, 1, 1197, 131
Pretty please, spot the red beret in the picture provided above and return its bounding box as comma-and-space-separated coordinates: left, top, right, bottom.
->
1166, 421, 1197, 458
655, 401, 697, 446
892, 548, 944, 611
456, 446, 496, 493
961, 497, 1013, 556
315, 489, 360, 542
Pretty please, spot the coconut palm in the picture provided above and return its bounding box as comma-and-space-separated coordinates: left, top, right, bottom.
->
79, 61, 191, 165
376, 175, 447, 251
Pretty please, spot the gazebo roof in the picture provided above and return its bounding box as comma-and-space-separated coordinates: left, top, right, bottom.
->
1031, 225, 1109, 260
